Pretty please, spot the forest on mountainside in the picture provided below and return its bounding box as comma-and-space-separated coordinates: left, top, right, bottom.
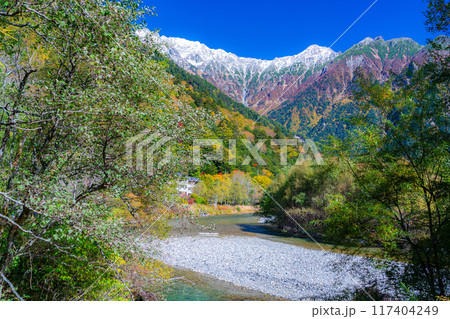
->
157, 56, 292, 138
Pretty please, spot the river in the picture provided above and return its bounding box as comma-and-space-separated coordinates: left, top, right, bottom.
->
163, 213, 287, 300
158, 213, 391, 301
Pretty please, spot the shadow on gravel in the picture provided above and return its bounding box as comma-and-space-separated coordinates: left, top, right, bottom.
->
237, 223, 287, 237
236, 223, 330, 248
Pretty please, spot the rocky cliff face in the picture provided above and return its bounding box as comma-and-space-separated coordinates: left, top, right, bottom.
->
269, 36, 427, 137
138, 29, 427, 138
158, 35, 338, 115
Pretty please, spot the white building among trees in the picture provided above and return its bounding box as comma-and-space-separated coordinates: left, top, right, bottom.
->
176, 175, 200, 197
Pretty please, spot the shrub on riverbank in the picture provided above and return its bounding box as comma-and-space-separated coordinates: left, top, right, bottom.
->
194, 170, 272, 206
189, 204, 257, 216
259, 162, 356, 236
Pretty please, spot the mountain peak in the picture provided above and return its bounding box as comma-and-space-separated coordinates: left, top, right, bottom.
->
153, 34, 339, 110
158, 35, 337, 73
353, 36, 422, 51
357, 37, 374, 46
387, 37, 420, 46
357, 36, 385, 46
151, 31, 426, 139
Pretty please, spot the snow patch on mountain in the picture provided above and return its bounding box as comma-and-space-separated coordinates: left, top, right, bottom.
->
158, 35, 338, 74
134, 29, 342, 112
135, 29, 337, 76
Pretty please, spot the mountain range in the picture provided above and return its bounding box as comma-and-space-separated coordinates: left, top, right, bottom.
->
138, 29, 429, 139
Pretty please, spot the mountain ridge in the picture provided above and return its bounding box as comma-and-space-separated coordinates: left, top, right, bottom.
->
161, 35, 338, 72
156, 33, 338, 110
138, 29, 427, 139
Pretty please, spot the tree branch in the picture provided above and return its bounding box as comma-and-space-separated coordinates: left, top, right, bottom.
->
0, 271, 24, 301
0, 211, 68, 254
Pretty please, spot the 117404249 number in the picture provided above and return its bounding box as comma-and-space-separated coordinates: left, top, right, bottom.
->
372, 305, 439, 316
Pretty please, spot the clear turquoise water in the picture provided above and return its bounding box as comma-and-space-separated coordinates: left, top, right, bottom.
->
164, 281, 223, 301
163, 265, 281, 301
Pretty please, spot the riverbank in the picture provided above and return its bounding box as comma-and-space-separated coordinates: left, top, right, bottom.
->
186, 204, 258, 216
147, 213, 401, 300
153, 236, 397, 300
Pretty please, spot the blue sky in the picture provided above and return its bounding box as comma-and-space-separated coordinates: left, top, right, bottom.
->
143, 0, 432, 59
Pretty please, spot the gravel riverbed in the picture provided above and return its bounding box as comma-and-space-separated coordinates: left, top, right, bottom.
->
151, 236, 399, 300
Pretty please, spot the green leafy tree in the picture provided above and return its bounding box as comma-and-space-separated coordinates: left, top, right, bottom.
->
325, 53, 449, 299
0, 0, 211, 300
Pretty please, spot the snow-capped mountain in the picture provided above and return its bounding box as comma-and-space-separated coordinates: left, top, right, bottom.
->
160, 35, 338, 111
160, 36, 337, 74
138, 29, 338, 111
137, 29, 426, 139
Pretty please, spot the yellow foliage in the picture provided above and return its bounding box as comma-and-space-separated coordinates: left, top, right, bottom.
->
262, 169, 272, 177
253, 175, 272, 189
